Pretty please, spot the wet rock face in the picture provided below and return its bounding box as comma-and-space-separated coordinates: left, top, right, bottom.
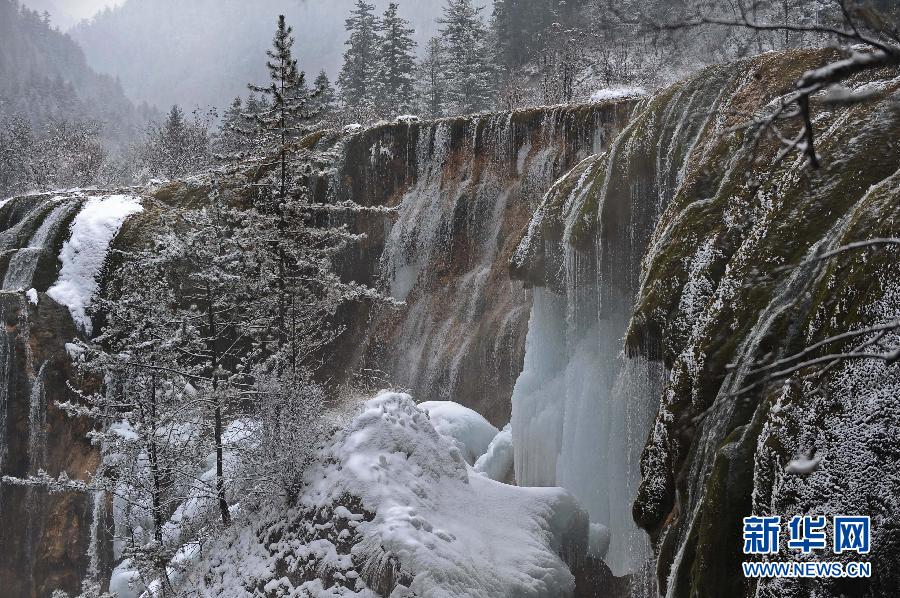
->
328, 104, 634, 425
617, 52, 900, 596
0, 292, 105, 598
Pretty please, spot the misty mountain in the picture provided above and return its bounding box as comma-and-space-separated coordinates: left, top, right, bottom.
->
17, 0, 122, 30
0, 0, 148, 145
71, 0, 449, 110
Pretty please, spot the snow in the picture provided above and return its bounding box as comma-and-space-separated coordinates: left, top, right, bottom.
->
184, 392, 587, 597
309, 392, 585, 597
343, 123, 364, 135
590, 86, 647, 102
418, 400, 499, 464
26, 288, 38, 305
785, 454, 821, 475
396, 114, 420, 123
47, 194, 143, 335
473, 424, 514, 482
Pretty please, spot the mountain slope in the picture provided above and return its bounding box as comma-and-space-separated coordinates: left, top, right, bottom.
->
0, 0, 146, 145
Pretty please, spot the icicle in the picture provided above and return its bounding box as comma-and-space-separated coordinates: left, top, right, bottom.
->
87, 488, 106, 585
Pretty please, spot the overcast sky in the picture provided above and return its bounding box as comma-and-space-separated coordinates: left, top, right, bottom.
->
22, 0, 124, 29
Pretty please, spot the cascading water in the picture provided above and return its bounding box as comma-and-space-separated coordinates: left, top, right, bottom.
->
2, 198, 80, 291
346, 103, 634, 421
28, 361, 48, 474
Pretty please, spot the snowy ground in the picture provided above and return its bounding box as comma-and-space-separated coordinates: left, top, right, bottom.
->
175, 393, 589, 597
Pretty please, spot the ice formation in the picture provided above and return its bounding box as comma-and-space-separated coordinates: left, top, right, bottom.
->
473, 424, 514, 482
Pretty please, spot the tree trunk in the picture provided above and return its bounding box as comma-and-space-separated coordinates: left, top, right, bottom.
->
207, 282, 231, 527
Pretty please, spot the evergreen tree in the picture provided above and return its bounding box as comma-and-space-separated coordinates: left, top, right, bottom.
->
416, 37, 446, 119
375, 2, 417, 115
313, 70, 337, 118
245, 15, 316, 202
338, 0, 380, 111
137, 104, 210, 180
438, 0, 494, 115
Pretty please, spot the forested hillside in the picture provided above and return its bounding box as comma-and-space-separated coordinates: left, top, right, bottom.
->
0, 0, 151, 197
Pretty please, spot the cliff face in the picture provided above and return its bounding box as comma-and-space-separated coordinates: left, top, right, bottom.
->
326, 104, 635, 424
0, 199, 110, 598
627, 53, 900, 597
510, 48, 900, 597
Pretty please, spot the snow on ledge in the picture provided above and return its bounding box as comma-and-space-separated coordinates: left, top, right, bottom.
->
419, 400, 499, 464
590, 86, 647, 102
47, 194, 143, 336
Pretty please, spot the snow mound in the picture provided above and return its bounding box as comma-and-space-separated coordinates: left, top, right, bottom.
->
184, 392, 587, 597
474, 424, 514, 482
590, 86, 647, 102
419, 400, 499, 464
47, 194, 142, 335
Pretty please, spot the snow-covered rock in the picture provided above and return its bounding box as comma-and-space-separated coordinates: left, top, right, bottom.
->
418, 400, 499, 464
183, 392, 588, 597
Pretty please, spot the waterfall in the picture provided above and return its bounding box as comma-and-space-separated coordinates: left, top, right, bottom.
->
355, 103, 634, 419
508, 65, 737, 586
0, 301, 10, 494
2, 198, 78, 291
28, 361, 48, 474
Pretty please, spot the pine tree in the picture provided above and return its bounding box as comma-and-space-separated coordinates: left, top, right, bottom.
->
438, 0, 494, 116
338, 0, 379, 111
215, 96, 246, 155
416, 37, 446, 119
313, 70, 337, 118
246, 15, 316, 202
137, 104, 210, 180
375, 2, 417, 115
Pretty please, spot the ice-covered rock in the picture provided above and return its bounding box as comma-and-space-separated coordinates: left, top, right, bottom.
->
474, 424, 514, 483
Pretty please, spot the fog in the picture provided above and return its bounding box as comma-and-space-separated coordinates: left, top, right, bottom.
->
31, 0, 453, 111
20, 0, 123, 29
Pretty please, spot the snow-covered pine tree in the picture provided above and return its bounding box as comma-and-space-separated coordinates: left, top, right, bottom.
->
137, 104, 211, 180
438, 0, 494, 116
312, 70, 337, 121
58, 242, 208, 593
220, 14, 393, 503
338, 0, 380, 116
375, 2, 417, 116
244, 15, 318, 202
416, 37, 446, 119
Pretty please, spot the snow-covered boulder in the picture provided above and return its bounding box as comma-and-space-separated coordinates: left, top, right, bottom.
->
183, 392, 588, 597
474, 424, 514, 483
418, 400, 499, 464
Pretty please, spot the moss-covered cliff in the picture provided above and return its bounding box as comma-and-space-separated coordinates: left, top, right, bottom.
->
513, 48, 900, 596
